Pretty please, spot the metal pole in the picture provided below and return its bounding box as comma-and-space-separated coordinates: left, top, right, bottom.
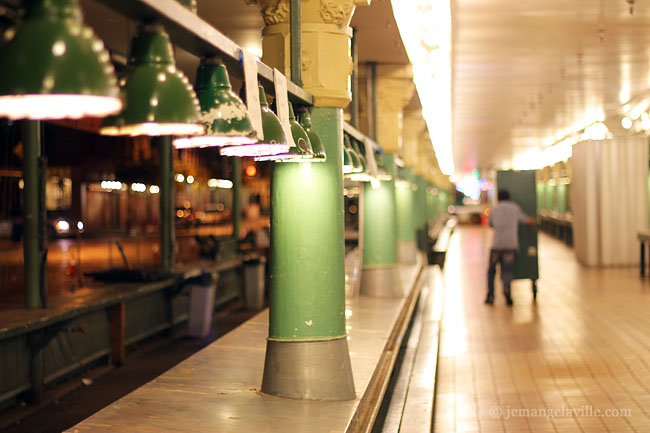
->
350, 27, 359, 128
232, 157, 242, 240
290, 0, 302, 87
39, 154, 47, 306
157, 136, 174, 271
22, 120, 43, 309
365, 63, 374, 139
413, 176, 427, 233
371, 62, 378, 141
426, 181, 435, 223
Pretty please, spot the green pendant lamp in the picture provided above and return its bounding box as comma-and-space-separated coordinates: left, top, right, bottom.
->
0, 0, 121, 120
343, 142, 354, 174
344, 135, 363, 174
176, 0, 197, 13
298, 109, 326, 161
347, 137, 372, 181
220, 86, 289, 157
100, 24, 202, 136
375, 151, 393, 180
350, 138, 367, 171
173, 58, 257, 149
255, 102, 313, 162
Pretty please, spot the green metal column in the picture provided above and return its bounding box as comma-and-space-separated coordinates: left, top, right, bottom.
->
428, 187, 437, 220
268, 108, 345, 339
157, 136, 174, 271
425, 182, 435, 221
396, 167, 416, 264
414, 176, 428, 252
360, 153, 401, 297
232, 157, 241, 240
262, 107, 355, 401
438, 190, 448, 216
413, 176, 427, 232
22, 120, 43, 309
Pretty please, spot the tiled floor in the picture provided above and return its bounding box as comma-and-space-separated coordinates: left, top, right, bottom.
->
434, 226, 650, 433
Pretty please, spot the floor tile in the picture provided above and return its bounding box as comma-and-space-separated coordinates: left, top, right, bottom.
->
433, 227, 650, 432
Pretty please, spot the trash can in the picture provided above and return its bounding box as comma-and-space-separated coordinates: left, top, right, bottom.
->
244, 255, 265, 310
187, 272, 218, 338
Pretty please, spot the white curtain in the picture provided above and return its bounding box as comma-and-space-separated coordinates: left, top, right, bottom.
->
571, 136, 649, 266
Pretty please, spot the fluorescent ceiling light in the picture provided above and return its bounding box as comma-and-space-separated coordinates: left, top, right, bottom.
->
392, 0, 454, 175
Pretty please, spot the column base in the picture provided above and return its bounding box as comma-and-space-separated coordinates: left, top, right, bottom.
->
360, 265, 402, 298
398, 241, 418, 265
261, 337, 356, 401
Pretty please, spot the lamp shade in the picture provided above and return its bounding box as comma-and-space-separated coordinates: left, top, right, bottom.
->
375, 151, 393, 180
0, 0, 121, 120
100, 24, 202, 136
343, 142, 354, 174
298, 110, 326, 161
220, 86, 289, 157
175, 0, 197, 13
349, 138, 367, 170
255, 102, 313, 162
173, 59, 256, 149
344, 136, 363, 174
348, 144, 374, 182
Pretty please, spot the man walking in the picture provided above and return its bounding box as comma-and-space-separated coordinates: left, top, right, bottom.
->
485, 189, 535, 306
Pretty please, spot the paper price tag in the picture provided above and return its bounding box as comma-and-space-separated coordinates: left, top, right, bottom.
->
273, 69, 296, 148
242, 50, 263, 141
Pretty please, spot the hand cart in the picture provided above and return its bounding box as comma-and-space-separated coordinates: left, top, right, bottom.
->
496, 170, 539, 300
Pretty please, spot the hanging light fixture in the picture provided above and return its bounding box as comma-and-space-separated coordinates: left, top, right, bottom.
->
0, 0, 121, 120
176, 0, 197, 13
344, 135, 363, 174
374, 151, 393, 180
255, 103, 313, 162
347, 136, 377, 181
343, 142, 355, 174
173, 58, 257, 149
100, 24, 202, 136
298, 109, 326, 161
349, 138, 367, 172
220, 86, 289, 157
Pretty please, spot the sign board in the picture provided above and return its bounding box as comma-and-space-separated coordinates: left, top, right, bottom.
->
242, 50, 263, 140
273, 68, 296, 148
363, 137, 379, 178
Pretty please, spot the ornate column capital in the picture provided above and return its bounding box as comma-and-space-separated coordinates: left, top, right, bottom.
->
248, 0, 369, 26
375, 65, 415, 153
248, 0, 371, 108
415, 131, 432, 178
402, 108, 426, 169
417, 136, 447, 187
246, 0, 290, 25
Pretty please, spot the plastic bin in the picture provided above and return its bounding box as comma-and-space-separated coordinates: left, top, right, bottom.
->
187, 272, 217, 338
244, 255, 266, 310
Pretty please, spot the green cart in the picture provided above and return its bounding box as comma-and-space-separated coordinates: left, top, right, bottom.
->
496, 170, 539, 299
